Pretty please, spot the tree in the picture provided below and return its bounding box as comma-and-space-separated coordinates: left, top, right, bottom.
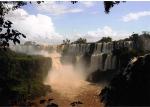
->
72, 37, 87, 44
97, 37, 112, 43
0, 1, 43, 48
0, 2, 28, 48
142, 31, 150, 38
63, 38, 70, 45
103, 1, 123, 13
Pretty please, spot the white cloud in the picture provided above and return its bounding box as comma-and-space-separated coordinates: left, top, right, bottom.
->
36, 1, 83, 15
81, 1, 95, 7
5, 8, 63, 44
4, 8, 131, 45
122, 11, 150, 22
72, 26, 131, 42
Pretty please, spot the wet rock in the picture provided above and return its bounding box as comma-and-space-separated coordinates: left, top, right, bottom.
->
40, 99, 46, 104
70, 101, 83, 106
46, 103, 58, 107
48, 98, 54, 102
100, 54, 150, 106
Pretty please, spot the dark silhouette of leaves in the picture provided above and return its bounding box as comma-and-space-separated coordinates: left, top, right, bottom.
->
0, 1, 42, 48
100, 54, 150, 106
0, 20, 26, 48
71, 1, 78, 4
104, 1, 121, 13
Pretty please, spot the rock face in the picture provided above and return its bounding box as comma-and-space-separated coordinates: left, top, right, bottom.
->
100, 54, 150, 106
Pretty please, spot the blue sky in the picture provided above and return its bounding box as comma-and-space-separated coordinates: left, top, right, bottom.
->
6, 1, 150, 44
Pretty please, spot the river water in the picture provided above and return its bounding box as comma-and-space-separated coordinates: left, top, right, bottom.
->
33, 51, 104, 107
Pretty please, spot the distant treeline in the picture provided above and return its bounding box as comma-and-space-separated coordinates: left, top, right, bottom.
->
0, 49, 52, 106
62, 31, 150, 45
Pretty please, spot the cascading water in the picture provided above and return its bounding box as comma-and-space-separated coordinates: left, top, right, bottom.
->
43, 50, 103, 107
104, 54, 112, 70
8, 39, 148, 106
44, 51, 89, 99
10, 45, 103, 106
90, 54, 103, 71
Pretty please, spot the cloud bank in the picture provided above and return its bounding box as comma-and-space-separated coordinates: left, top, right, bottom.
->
36, 1, 83, 15
81, 1, 95, 7
72, 26, 131, 42
4, 6, 131, 45
36, 1, 96, 16
123, 11, 150, 22
5, 8, 63, 44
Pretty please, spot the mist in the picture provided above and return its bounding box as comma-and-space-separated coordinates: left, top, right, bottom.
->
10, 45, 91, 99
44, 51, 89, 99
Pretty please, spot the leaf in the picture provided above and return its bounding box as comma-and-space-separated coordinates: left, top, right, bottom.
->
12, 29, 16, 34
22, 34, 26, 38
15, 38, 20, 44
0, 28, 2, 32
7, 28, 10, 34
71, 1, 78, 4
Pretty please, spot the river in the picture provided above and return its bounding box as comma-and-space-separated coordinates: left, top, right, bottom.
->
31, 51, 104, 107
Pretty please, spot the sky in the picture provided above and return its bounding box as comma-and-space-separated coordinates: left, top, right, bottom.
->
5, 1, 150, 44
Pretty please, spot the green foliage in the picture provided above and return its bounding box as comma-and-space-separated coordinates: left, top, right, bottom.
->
0, 1, 44, 48
104, 1, 123, 13
129, 33, 139, 41
97, 37, 112, 43
0, 49, 52, 105
0, 2, 28, 48
72, 37, 87, 44
129, 32, 150, 52
142, 31, 150, 37
62, 38, 70, 45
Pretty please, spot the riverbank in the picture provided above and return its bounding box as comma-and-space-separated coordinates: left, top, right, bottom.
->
30, 82, 105, 107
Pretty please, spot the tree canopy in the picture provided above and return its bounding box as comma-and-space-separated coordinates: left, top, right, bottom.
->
62, 38, 70, 45
97, 37, 112, 43
72, 37, 87, 44
0, 2, 27, 48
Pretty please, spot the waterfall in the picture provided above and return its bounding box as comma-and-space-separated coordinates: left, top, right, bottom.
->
61, 41, 134, 72
140, 36, 150, 51
101, 42, 113, 54
104, 54, 112, 71
93, 43, 102, 54
90, 53, 103, 71
85, 44, 91, 53
68, 44, 77, 55
44, 51, 88, 99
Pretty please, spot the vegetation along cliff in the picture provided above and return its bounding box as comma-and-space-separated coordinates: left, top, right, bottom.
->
0, 49, 52, 106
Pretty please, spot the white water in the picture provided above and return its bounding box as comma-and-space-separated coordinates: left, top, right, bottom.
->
44, 51, 88, 99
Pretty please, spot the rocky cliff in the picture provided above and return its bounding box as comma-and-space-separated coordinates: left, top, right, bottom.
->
100, 53, 150, 106
0, 49, 52, 106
